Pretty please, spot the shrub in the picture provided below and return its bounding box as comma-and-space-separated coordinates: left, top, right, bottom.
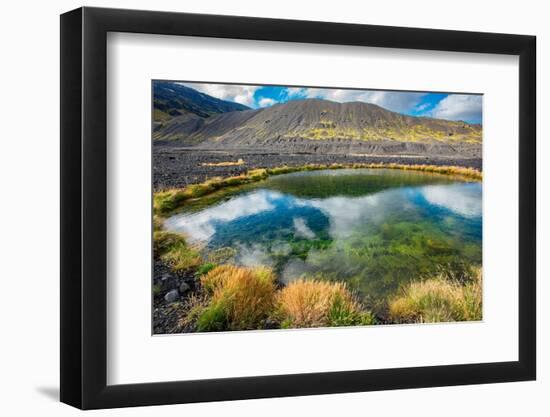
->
153, 231, 202, 272
196, 265, 276, 331
389, 267, 482, 323
276, 279, 373, 328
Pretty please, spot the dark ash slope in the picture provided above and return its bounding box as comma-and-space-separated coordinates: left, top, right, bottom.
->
155, 98, 482, 157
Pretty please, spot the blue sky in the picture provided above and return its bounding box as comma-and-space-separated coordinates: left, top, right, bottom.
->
181, 82, 482, 124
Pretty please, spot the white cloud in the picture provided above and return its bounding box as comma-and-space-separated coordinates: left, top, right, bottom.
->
415, 102, 431, 112
430, 94, 482, 122
420, 184, 482, 217
179, 82, 480, 121
235, 244, 274, 268
164, 191, 276, 242
258, 97, 277, 107
293, 217, 316, 239
180, 82, 260, 107
286, 87, 307, 98
287, 88, 426, 114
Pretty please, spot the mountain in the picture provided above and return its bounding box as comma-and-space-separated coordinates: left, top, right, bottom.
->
153, 81, 249, 133
152, 84, 482, 156
155, 95, 480, 140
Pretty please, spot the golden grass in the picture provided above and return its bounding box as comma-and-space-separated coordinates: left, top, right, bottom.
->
247, 168, 269, 181
389, 267, 482, 323
153, 215, 164, 231
197, 265, 277, 331
201, 158, 245, 167
275, 279, 374, 328
153, 189, 191, 214
154, 163, 482, 216
153, 231, 202, 272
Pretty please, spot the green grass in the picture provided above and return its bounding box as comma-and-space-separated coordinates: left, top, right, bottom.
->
153, 231, 202, 272
195, 263, 216, 276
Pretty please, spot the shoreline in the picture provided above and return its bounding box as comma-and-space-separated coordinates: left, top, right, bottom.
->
153, 160, 482, 218
154, 146, 482, 191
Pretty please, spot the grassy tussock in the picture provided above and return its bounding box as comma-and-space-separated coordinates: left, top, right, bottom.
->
201, 158, 245, 167
153, 189, 191, 214
196, 265, 277, 331
154, 163, 482, 216
389, 267, 482, 323
178, 293, 210, 329
153, 231, 202, 272
153, 215, 164, 231
275, 279, 375, 328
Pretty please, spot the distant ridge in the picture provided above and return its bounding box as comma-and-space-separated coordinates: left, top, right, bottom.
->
153, 81, 249, 133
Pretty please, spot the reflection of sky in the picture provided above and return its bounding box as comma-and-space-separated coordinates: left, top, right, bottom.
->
164, 179, 482, 283
164, 190, 276, 242
165, 183, 482, 245
303, 193, 384, 238
419, 183, 482, 218
293, 217, 316, 239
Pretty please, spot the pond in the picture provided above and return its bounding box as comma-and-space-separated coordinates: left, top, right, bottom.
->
164, 169, 482, 313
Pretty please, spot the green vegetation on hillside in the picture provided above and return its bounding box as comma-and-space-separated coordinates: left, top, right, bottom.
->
153, 95, 482, 146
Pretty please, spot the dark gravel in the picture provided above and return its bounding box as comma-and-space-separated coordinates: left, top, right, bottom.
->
152, 259, 198, 334
153, 147, 482, 191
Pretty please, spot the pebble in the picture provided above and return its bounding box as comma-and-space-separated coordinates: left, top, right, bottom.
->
164, 289, 179, 303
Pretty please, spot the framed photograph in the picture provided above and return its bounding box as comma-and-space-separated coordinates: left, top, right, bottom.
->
60, 6, 536, 409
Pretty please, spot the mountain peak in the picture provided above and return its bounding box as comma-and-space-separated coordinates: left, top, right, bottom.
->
153, 84, 482, 156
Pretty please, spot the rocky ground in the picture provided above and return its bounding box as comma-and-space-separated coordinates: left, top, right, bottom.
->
152, 259, 200, 334
153, 146, 483, 191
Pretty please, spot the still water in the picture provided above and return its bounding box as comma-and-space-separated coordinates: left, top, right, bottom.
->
165, 169, 482, 310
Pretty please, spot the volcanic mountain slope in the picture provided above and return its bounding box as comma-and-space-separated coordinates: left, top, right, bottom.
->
155, 97, 481, 146
153, 81, 250, 133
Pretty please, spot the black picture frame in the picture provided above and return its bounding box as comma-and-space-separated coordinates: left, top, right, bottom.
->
60, 6, 536, 410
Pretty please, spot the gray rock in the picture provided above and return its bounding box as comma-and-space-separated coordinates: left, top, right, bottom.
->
164, 289, 179, 303
179, 282, 191, 294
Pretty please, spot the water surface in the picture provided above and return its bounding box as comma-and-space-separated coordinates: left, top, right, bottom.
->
165, 169, 482, 311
